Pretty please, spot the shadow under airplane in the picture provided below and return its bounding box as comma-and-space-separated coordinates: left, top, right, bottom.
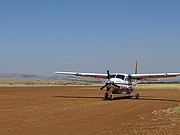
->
53, 95, 180, 102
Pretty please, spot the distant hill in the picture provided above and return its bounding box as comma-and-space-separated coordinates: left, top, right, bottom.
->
0, 73, 95, 80
0, 73, 180, 83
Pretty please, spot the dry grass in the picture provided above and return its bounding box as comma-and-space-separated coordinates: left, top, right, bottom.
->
0, 78, 101, 87
0, 78, 180, 90
135, 84, 180, 90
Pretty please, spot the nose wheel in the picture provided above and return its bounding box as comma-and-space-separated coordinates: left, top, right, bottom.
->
105, 92, 108, 100
110, 94, 113, 100
104, 88, 110, 100
105, 91, 114, 100
105, 92, 109, 99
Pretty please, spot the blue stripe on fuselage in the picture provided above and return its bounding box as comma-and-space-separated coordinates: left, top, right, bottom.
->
114, 83, 132, 86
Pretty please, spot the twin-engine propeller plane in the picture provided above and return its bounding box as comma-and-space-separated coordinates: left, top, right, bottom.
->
55, 61, 180, 100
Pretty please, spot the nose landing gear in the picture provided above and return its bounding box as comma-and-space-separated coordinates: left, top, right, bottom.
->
110, 94, 113, 100
104, 89, 114, 100
104, 92, 114, 100
105, 92, 108, 100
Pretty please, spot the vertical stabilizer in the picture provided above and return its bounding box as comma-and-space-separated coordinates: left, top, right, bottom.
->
134, 61, 138, 74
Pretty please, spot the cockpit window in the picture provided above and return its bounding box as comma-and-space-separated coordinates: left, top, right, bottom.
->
110, 75, 116, 78
110, 74, 125, 80
116, 75, 125, 80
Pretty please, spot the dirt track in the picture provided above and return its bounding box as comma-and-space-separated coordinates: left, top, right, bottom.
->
0, 86, 179, 135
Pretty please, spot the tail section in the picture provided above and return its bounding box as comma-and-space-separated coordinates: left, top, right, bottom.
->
134, 61, 138, 74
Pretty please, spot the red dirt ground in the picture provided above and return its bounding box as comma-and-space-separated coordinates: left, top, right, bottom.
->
0, 86, 179, 135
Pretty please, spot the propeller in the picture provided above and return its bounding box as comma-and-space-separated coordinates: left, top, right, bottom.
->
111, 83, 120, 89
99, 70, 120, 91
99, 84, 108, 91
107, 70, 110, 80
99, 70, 110, 91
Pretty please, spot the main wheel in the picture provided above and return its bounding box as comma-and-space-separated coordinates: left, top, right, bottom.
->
135, 93, 139, 99
105, 92, 108, 99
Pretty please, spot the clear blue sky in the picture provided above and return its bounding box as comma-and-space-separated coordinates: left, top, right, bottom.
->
0, 0, 180, 75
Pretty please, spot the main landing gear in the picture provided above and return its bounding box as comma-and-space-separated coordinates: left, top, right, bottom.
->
135, 93, 139, 99
131, 89, 139, 99
104, 89, 140, 100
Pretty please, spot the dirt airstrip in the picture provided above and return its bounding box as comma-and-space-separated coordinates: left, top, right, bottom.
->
0, 86, 180, 135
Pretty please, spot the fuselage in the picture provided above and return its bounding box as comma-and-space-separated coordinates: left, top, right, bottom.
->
106, 73, 136, 94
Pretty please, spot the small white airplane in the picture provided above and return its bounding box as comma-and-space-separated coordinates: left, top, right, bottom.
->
55, 61, 180, 100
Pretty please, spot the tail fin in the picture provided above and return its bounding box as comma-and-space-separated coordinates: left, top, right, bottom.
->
134, 61, 138, 74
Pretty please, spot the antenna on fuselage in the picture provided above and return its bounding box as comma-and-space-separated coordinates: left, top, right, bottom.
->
134, 61, 138, 74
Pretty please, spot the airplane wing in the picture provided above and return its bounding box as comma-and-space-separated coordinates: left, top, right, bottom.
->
55, 72, 107, 79
130, 73, 180, 79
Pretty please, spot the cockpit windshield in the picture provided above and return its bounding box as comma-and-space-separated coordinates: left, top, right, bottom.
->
116, 75, 125, 80
110, 75, 116, 78
110, 74, 125, 80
